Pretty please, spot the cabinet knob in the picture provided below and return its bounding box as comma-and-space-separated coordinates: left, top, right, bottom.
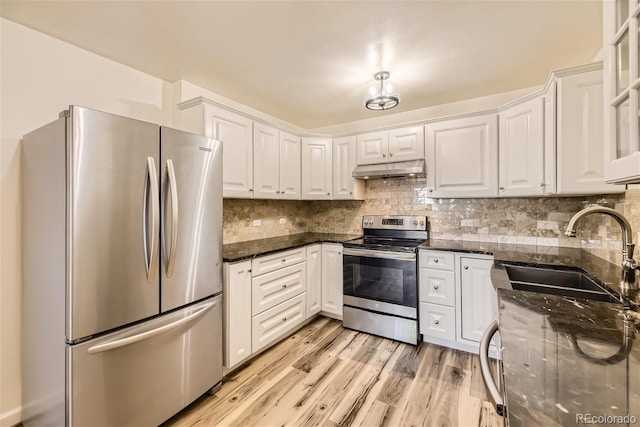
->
249, 188, 254, 192
327, 192, 331, 196
434, 320, 440, 325
540, 182, 546, 187
499, 187, 504, 191
349, 192, 353, 195
464, 265, 469, 270
389, 153, 393, 157
434, 259, 439, 263
282, 259, 286, 262
248, 269, 252, 273
282, 284, 287, 288
433, 285, 439, 290
382, 153, 386, 158
283, 317, 287, 322
276, 190, 281, 194
428, 189, 434, 193
338, 252, 342, 255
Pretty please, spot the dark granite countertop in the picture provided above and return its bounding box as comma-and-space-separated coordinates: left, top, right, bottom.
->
498, 289, 640, 427
223, 232, 361, 262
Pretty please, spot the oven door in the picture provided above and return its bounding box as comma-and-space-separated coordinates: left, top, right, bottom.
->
342, 248, 417, 318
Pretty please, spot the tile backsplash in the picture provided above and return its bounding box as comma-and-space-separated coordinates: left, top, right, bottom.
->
223, 177, 635, 265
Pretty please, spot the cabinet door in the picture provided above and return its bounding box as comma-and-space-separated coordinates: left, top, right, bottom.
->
306, 244, 322, 317
356, 131, 389, 165
252, 263, 306, 315
388, 126, 425, 162
333, 136, 365, 200
459, 257, 496, 344
321, 243, 343, 317
301, 137, 332, 200
499, 97, 544, 197
557, 70, 623, 195
205, 105, 254, 198
543, 82, 557, 195
279, 130, 301, 199
252, 293, 306, 353
223, 261, 252, 369
253, 123, 280, 199
425, 114, 498, 198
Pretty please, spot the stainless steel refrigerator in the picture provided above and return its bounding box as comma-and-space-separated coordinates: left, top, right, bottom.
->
22, 106, 223, 426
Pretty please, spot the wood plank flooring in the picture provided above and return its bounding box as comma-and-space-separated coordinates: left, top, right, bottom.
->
164, 317, 505, 427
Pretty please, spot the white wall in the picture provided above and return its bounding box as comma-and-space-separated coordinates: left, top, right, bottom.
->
0, 18, 173, 426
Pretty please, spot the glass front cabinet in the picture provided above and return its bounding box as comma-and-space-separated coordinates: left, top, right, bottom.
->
605, 0, 640, 183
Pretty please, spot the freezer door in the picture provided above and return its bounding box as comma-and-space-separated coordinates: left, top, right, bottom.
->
68, 106, 160, 341
68, 295, 222, 426
160, 127, 223, 312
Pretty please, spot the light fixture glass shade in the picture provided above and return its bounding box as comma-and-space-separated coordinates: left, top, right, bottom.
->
365, 71, 400, 111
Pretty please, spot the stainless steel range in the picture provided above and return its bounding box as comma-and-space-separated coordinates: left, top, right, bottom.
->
342, 215, 428, 345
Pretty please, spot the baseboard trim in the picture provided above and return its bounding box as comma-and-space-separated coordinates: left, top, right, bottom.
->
0, 405, 22, 427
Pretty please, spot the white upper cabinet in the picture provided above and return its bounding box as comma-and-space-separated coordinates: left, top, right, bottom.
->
301, 137, 332, 200
253, 124, 301, 200
333, 136, 365, 200
556, 69, 623, 194
498, 97, 545, 197
388, 126, 425, 162
253, 122, 280, 199
425, 114, 499, 198
206, 105, 254, 198
356, 131, 388, 165
603, 0, 640, 184
279, 130, 302, 199
356, 126, 424, 165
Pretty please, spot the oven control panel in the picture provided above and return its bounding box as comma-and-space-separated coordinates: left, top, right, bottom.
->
362, 215, 427, 231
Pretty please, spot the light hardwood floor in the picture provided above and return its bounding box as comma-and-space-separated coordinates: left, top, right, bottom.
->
164, 317, 505, 427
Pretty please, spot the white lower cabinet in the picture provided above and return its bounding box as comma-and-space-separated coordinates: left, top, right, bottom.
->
252, 262, 306, 316
306, 244, 322, 317
252, 293, 306, 353
418, 250, 496, 355
223, 261, 252, 369
223, 243, 341, 371
419, 302, 456, 341
458, 256, 497, 345
321, 243, 343, 318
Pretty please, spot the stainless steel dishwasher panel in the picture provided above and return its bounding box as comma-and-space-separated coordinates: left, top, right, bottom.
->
67, 296, 222, 426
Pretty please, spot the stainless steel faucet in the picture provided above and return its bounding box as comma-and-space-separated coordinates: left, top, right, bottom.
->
565, 206, 638, 294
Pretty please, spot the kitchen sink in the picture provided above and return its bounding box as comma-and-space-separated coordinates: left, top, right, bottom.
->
504, 265, 622, 304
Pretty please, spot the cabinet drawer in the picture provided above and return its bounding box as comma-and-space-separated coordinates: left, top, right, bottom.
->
419, 302, 455, 341
419, 269, 455, 306
419, 250, 455, 271
252, 262, 307, 315
252, 294, 306, 353
252, 247, 306, 276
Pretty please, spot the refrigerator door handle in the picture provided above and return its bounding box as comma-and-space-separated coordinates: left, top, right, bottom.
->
87, 301, 217, 354
162, 159, 179, 278
143, 157, 160, 283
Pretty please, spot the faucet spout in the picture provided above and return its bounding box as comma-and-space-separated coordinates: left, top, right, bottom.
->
565, 206, 638, 293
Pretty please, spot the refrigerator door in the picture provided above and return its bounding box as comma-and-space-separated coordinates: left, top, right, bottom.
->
68, 106, 160, 341
160, 127, 223, 312
68, 295, 222, 426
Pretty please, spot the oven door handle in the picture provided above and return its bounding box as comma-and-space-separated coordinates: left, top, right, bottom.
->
480, 320, 505, 416
342, 248, 416, 261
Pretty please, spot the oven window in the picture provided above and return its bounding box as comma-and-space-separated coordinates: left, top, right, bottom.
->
343, 254, 417, 307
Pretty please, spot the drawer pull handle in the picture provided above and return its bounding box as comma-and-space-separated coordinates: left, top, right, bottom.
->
434, 320, 440, 325
433, 285, 439, 290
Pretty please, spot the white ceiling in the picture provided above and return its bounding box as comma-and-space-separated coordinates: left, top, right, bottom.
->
0, 1, 602, 129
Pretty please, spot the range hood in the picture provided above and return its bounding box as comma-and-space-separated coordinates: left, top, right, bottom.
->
352, 159, 426, 179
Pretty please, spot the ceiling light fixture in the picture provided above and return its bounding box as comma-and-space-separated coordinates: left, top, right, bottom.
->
365, 71, 400, 111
